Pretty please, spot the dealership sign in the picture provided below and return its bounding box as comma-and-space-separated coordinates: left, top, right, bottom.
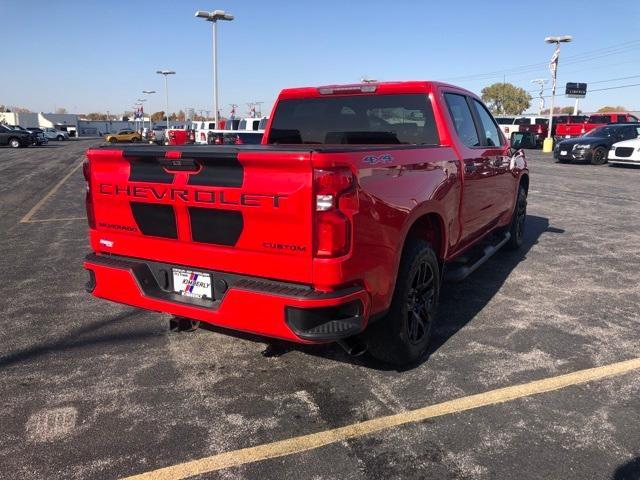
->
565, 82, 587, 98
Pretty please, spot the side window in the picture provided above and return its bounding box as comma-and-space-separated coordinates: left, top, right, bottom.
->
444, 93, 479, 147
472, 99, 503, 147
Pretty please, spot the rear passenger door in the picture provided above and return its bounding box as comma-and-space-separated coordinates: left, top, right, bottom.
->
444, 92, 504, 248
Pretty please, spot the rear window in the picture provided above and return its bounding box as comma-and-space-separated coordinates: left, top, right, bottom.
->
514, 118, 531, 125
495, 117, 515, 125
589, 115, 612, 124
267, 94, 439, 145
534, 118, 549, 125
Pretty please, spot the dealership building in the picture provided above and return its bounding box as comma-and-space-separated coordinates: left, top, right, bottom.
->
0, 111, 140, 137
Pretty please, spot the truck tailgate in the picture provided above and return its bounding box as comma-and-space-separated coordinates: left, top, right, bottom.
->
87, 146, 314, 283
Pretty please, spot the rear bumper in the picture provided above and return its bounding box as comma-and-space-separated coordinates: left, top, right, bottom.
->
84, 253, 371, 343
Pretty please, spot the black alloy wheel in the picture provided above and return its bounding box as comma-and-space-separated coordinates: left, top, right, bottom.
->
591, 146, 607, 165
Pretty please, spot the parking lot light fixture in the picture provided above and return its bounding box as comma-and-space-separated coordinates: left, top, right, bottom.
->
542, 35, 572, 153
142, 90, 156, 128
195, 9, 234, 129
156, 70, 176, 130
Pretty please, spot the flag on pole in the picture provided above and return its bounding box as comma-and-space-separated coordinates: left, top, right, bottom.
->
549, 44, 560, 90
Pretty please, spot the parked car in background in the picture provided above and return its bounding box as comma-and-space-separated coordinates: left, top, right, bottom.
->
42, 127, 69, 141
554, 124, 640, 165
608, 131, 640, 166
495, 117, 518, 140
166, 125, 196, 145
513, 117, 548, 148
555, 112, 639, 140
148, 125, 167, 145
5, 125, 47, 145
105, 129, 142, 143
193, 120, 218, 144
0, 124, 35, 147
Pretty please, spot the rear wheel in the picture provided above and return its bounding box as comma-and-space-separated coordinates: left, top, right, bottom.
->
365, 239, 440, 366
9, 138, 21, 148
56, 135, 64, 141
504, 185, 527, 250
591, 146, 607, 165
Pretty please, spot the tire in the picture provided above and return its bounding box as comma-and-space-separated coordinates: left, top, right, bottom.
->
131, 137, 138, 143
56, 135, 64, 141
365, 239, 440, 366
591, 146, 607, 165
9, 138, 21, 148
108, 137, 117, 143
504, 185, 527, 250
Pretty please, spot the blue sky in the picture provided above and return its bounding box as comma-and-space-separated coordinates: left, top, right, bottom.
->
2, 0, 639, 116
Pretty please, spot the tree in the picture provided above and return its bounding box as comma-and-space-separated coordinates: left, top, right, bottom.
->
177, 110, 186, 122
169, 112, 178, 121
560, 106, 575, 114
85, 112, 108, 120
481, 82, 531, 115
55, 107, 67, 114
598, 105, 627, 112
151, 111, 165, 122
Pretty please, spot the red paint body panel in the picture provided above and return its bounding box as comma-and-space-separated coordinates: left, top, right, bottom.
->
84, 81, 528, 343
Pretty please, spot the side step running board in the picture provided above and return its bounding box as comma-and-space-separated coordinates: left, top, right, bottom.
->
444, 232, 511, 282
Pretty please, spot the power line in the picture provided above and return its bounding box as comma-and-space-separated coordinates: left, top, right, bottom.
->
538, 82, 640, 99
443, 39, 640, 82
526, 74, 640, 94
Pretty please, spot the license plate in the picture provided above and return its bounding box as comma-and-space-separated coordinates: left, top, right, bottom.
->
172, 268, 212, 299
560, 150, 567, 155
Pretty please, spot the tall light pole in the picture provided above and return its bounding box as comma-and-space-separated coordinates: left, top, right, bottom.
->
142, 90, 155, 129
543, 35, 572, 152
137, 99, 147, 131
156, 70, 175, 130
195, 9, 234, 129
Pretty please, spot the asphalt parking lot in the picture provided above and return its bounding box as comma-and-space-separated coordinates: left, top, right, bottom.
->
1, 139, 639, 480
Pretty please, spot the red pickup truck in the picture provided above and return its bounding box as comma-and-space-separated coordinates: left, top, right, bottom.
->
555, 112, 639, 140
83, 81, 528, 365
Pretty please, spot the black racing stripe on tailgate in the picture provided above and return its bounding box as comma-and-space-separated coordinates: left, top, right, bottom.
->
130, 203, 178, 239
189, 207, 243, 246
185, 152, 243, 187
127, 157, 174, 184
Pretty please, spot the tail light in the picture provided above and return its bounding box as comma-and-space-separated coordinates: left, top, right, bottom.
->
200, 132, 206, 141
537, 125, 543, 134
150, 131, 156, 139
313, 168, 358, 258
505, 127, 510, 134
189, 130, 195, 142
581, 126, 586, 134
234, 135, 243, 145
214, 135, 223, 145
82, 160, 96, 229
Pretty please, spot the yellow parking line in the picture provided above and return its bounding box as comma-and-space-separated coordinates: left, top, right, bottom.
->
19, 160, 84, 224
122, 357, 640, 480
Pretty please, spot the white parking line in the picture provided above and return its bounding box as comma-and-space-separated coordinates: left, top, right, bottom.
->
19, 160, 84, 224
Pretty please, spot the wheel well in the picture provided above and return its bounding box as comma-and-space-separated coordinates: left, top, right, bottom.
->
520, 173, 529, 194
404, 213, 445, 261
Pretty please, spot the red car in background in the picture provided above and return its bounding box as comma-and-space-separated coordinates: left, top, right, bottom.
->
555, 112, 639, 140
166, 125, 196, 145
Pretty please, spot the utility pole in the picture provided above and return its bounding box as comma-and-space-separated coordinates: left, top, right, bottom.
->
531, 79, 548, 115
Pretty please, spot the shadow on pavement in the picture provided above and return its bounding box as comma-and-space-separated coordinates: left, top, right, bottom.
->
613, 457, 640, 480
0, 310, 151, 369
199, 214, 559, 371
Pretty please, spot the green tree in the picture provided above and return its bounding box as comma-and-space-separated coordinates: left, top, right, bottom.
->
481, 83, 531, 115
597, 105, 627, 112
